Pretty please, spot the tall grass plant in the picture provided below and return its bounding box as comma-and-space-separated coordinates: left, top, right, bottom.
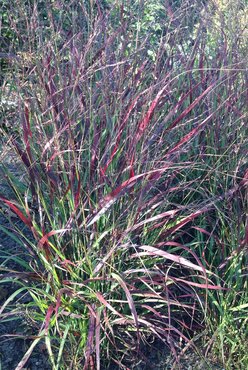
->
0, 1, 247, 369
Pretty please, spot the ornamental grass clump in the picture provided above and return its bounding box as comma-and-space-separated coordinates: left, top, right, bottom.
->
0, 1, 247, 369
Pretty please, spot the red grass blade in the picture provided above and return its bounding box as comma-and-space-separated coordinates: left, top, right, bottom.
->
38, 228, 69, 247
165, 82, 216, 134
43, 304, 55, 334
23, 103, 33, 162
126, 209, 179, 232
87, 165, 172, 227
134, 84, 169, 144
166, 112, 215, 156
100, 94, 141, 175
173, 277, 224, 290
95, 310, 101, 370
84, 309, 96, 370
90, 129, 100, 177
161, 210, 206, 237
112, 273, 140, 348
10, 137, 32, 170
0, 195, 32, 227
95, 292, 124, 318
135, 245, 210, 273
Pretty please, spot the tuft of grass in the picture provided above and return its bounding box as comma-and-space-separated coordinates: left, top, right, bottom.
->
0, 1, 247, 369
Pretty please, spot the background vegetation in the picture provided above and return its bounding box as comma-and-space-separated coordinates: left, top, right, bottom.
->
0, 0, 247, 369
